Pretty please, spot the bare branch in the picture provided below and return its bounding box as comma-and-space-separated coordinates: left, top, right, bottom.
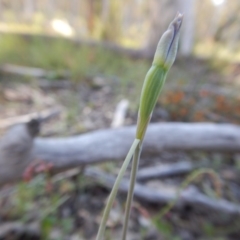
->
85, 168, 240, 216
0, 107, 61, 129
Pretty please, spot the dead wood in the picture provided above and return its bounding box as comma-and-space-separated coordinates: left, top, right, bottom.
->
0, 121, 39, 185
0, 107, 61, 129
0, 64, 49, 78
137, 161, 198, 181
34, 123, 240, 170
0, 64, 69, 80
1, 122, 240, 185
85, 168, 240, 216
111, 99, 129, 128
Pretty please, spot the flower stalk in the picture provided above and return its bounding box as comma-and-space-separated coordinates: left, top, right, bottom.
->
96, 12, 183, 240
96, 139, 140, 240
121, 13, 183, 240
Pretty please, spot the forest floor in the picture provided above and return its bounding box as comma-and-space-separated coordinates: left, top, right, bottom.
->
1, 35, 240, 240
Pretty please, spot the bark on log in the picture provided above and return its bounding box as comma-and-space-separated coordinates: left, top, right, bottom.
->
0, 121, 39, 185
34, 123, 240, 171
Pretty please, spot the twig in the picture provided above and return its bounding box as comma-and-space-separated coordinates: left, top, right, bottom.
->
137, 161, 199, 181
0, 64, 50, 78
111, 99, 129, 128
0, 64, 69, 79
0, 107, 61, 129
85, 168, 240, 216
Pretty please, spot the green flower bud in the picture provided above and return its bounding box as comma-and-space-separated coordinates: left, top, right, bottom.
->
136, 13, 183, 140
153, 13, 183, 70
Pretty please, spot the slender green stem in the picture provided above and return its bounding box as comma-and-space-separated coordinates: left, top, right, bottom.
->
96, 139, 140, 240
121, 141, 142, 240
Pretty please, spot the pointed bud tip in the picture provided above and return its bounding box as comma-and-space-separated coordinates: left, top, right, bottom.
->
176, 12, 184, 19
153, 13, 183, 69
171, 12, 183, 33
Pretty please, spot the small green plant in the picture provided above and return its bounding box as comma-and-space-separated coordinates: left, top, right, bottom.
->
154, 219, 181, 240
8, 174, 70, 239
96, 13, 183, 240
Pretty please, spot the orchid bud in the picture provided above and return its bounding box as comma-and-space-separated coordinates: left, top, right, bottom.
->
153, 13, 183, 70
136, 13, 183, 140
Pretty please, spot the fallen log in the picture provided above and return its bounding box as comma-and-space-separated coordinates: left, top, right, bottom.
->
1, 122, 240, 185
0, 120, 39, 185
34, 122, 240, 170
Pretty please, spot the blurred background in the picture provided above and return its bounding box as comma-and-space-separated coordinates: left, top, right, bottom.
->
1, 0, 240, 239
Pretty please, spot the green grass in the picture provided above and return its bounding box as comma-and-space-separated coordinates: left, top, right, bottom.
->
0, 34, 152, 107
0, 34, 149, 82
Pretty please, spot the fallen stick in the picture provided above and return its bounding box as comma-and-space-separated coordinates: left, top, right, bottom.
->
0, 64, 70, 79
111, 99, 129, 128
137, 161, 197, 181
0, 64, 49, 78
0, 107, 61, 129
85, 168, 240, 216
51, 164, 193, 184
